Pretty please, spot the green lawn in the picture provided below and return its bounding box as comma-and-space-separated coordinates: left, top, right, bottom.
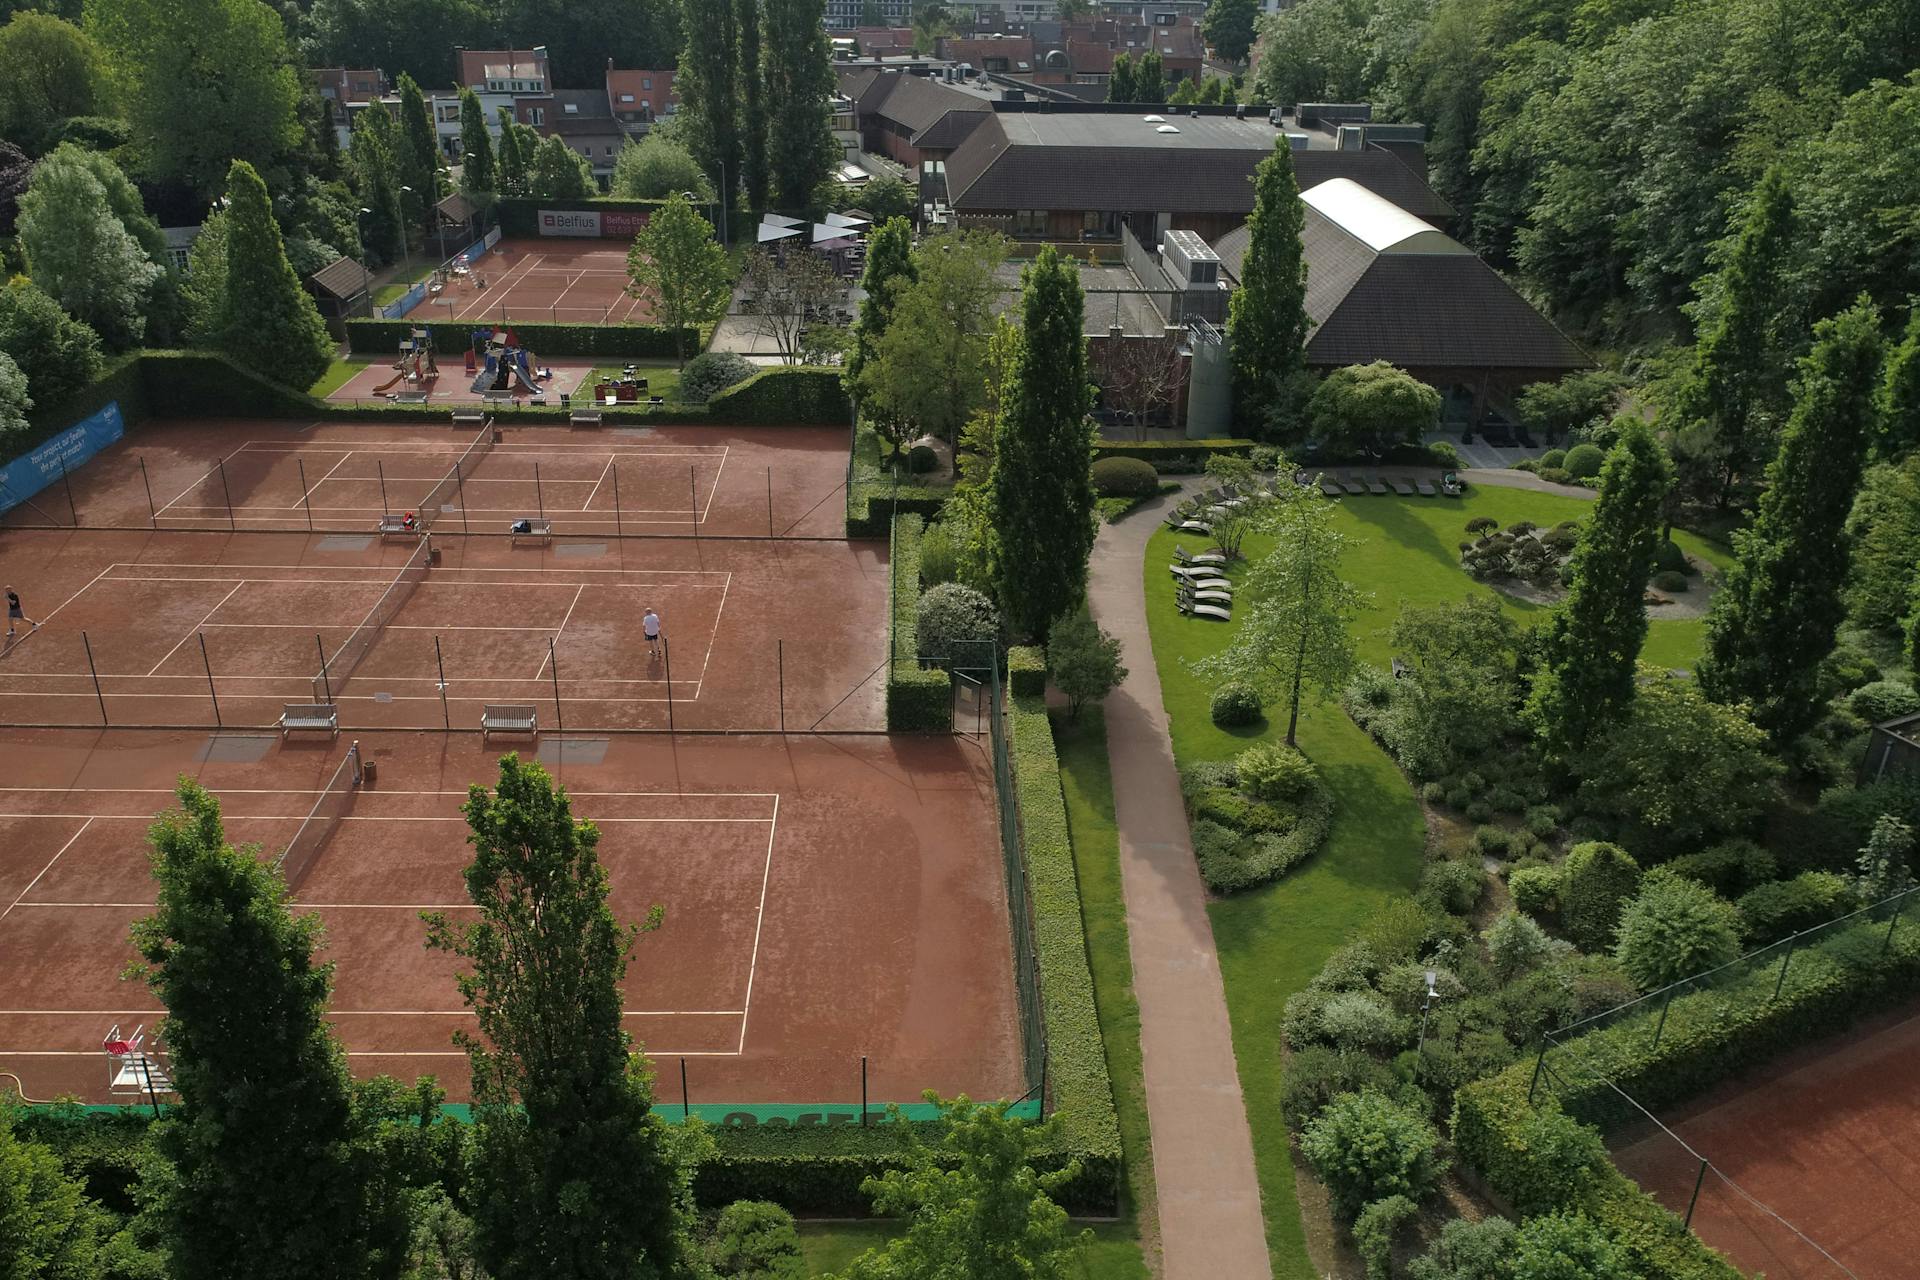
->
308, 357, 371, 397
796, 1221, 1150, 1277
586, 362, 685, 404
1054, 706, 1158, 1269
1140, 482, 1728, 1275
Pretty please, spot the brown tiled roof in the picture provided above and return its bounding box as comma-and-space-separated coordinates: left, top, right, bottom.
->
1213, 195, 1587, 370
859, 72, 991, 135
913, 109, 992, 150
945, 115, 1453, 219
309, 256, 372, 300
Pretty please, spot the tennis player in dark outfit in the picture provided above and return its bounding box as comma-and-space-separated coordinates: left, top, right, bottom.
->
5, 585, 39, 643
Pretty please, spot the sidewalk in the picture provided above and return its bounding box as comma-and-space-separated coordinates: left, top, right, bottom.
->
1085, 489, 1272, 1280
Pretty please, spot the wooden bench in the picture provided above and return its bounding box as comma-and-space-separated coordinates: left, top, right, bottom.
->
570, 408, 604, 426
451, 409, 485, 426
509, 517, 552, 547
391, 390, 429, 404
376, 512, 418, 540
280, 703, 339, 738
481, 704, 538, 743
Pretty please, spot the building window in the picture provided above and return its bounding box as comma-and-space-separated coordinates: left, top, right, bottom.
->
619, 92, 634, 103
1014, 209, 1046, 237
642, 77, 652, 90
1082, 210, 1119, 239
527, 107, 544, 125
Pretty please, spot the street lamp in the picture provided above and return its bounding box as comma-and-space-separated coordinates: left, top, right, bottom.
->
398, 185, 415, 282
1416, 969, 1439, 1054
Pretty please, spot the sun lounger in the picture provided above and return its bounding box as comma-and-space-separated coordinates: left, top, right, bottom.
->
1176, 575, 1233, 593
1417, 479, 1437, 496
1366, 471, 1388, 495
1390, 476, 1414, 496
1170, 520, 1211, 535
1169, 564, 1228, 582
1342, 471, 1366, 496
1179, 586, 1233, 604
1174, 545, 1226, 567
1176, 597, 1233, 622
1319, 477, 1343, 497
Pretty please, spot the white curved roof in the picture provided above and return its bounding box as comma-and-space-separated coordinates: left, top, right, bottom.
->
1299, 177, 1465, 254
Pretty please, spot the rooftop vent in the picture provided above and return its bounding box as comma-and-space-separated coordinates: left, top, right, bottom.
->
1142, 113, 1165, 122
1155, 124, 1178, 133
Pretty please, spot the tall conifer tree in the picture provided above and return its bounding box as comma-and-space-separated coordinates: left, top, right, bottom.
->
1698, 299, 1885, 740
1525, 421, 1673, 759
846, 215, 917, 386
990, 246, 1095, 640
765, 0, 836, 209
458, 88, 495, 196
679, 0, 741, 203
216, 161, 333, 390
1226, 139, 1311, 437
738, 0, 768, 210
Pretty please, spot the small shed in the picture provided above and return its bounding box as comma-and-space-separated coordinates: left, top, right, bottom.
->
1862, 713, 1920, 784
307, 256, 374, 339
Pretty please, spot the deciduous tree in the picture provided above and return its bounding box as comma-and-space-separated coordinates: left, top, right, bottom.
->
216, 161, 334, 390
1107, 52, 1135, 103
611, 134, 711, 201
1306, 361, 1441, 456
765, 0, 836, 209
0, 276, 101, 404
0, 352, 29, 446
394, 73, 444, 234
1698, 299, 1885, 741
0, 139, 28, 236
738, 245, 842, 364
1202, 0, 1259, 64
16, 146, 161, 349
1526, 420, 1671, 759
839, 1096, 1089, 1280
1227, 139, 1312, 437
846, 215, 916, 387
1880, 304, 1920, 460
351, 104, 408, 265
1844, 456, 1920, 634
1047, 606, 1126, 717
627, 193, 733, 367
425, 754, 695, 1280
87, 0, 303, 196
0, 12, 107, 154
131, 780, 372, 1280
1191, 489, 1371, 744
989, 245, 1096, 641
1614, 874, 1742, 988
858, 229, 1008, 450
527, 134, 594, 200
1134, 50, 1166, 103
0, 1100, 98, 1277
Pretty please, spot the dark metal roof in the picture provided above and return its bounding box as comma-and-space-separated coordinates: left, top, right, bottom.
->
858, 72, 992, 134
309, 256, 372, 300
1212, 199, 1588, 370
944, 115, 1452, 218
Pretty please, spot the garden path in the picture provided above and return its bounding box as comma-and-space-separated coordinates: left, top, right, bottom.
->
1085, 485, 1272, 1280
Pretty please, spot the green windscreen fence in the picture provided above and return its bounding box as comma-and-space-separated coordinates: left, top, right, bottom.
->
980, 651, 1048, 1111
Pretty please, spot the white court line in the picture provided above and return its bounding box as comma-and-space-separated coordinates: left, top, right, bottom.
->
453, 252, 545, 321
142, 582, 245, 677
584, 456, 616, 509
0, 563, 114, 660
702, 449, 728, 521
292, 449, 357, 508
535, 585, 586, 679
0, 818, 92, 923
735, 794, 779, 1054
149, 440, 256, 518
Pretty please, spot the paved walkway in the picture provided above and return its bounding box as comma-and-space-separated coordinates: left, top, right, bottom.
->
1086, 489, 1272, 1280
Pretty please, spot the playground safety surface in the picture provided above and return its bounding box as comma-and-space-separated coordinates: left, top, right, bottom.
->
0, 414, 1024, 1113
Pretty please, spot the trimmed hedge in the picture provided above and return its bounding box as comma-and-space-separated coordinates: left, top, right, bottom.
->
14, 352, 149, 454
1008, 691, 1124, 1208
1454, 909, 1920, 1278
846, 422, 951, 538
1008, 645, 1046, 698
1091, 438, 1256, 462
707, 366, 850, 424
885, 514, 952, 731
345, 319, 695, 359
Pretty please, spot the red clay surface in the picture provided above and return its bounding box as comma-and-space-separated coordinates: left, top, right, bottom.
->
3, 418, 852, 539
0, 727, 1023, 1108
326, 357, 604, 408
397, 238, 656, 326
0, 527, 887, 732
1610, 1001, 1920, 1279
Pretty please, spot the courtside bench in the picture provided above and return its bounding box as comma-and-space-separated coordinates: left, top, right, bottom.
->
570, 408, 603, 426
280, 703, 339, 738
451, 409, 485, 426
376, 513, 417, 540
481, 704, 538, 743
509, 518, 552, 547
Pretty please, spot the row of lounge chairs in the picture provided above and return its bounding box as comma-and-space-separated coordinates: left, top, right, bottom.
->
1169, 544, 1233, 622
1304, 469, 1462, 498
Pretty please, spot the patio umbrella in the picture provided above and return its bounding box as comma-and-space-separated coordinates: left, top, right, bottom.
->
756, 224, 803, 243
760, 213, 805, 228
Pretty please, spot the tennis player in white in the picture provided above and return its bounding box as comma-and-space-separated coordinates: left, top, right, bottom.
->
643, 607, 661, 659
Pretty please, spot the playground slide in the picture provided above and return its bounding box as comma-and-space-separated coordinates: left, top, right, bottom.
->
508, 363, 539, 395
372, 372, 409, 395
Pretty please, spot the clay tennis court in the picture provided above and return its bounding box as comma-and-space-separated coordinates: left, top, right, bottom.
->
1610, 1001, 1920, 1278
0, 526, 887, 732
0, 727, 1024, 1109
397, 238, 656, 326
2, 418, 853, 539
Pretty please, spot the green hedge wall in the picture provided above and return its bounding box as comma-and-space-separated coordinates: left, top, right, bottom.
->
1008, 646, 1046, 699
845, 423, 951, 537
707, 367, 850, 424
2, 353, 149, 468
1008, 692, 1123, 1207
1091, 438, 1256, 462
345, 319, 695, 359
1454, 910, 1920, 1279
885, 513, 953, 732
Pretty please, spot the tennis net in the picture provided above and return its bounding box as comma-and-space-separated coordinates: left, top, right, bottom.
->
276, 742, 361, 890
418, 420, 496, 530
311, 537, 432, 702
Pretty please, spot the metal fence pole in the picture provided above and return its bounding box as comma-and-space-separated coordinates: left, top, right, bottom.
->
777, 639, 785, 734
612, 463, 622, 537
690, 467, 699, 540
1684, 1158, 1709, 1228
663, 638, 674, 733
217, 460, 236, 531
766, 467, 773, 537
377, 460, 390, 516
1771, 938, 1797, 1002
316, 634, 333, 704
680, 1058, 690, 1122
548, 637, 563, 732
860, 1055, 869, 1127
1885, 892, 1908, 955
59, 458, 78, 525
1651, 987, 1674, 1051
1526, 1042, 1548, 1105
535, 462, 545, 520
198, 633, 221, 726
82, 631, 107, 724
434, 635, 450, 730
456, 466, 470, 535
297, 458, 314, 532
138, 457, 157, 527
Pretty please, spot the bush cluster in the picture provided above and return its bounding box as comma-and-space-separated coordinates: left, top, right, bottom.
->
1209, 681, 1264, 727
1650, 569, 1689, 593
1562, 442, 1605, 479
679, 351, 754, 403
1089, 455, 1160, 497
1184, 754, 1335, 892
1851, 679, 1920, 724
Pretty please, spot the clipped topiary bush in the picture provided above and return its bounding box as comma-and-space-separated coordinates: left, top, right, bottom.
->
1539, 448, 1567, 469
1653, 538, 1689, 575
1614, 873, 1743, 988
1090, 455, 1160, 497
704, 1200, 804, 1278
1508, 864, 1562, 917
1651, 570, 1689, 593
907, 443, 939, 473
680, 351, 756, 403
1851, 679, 1920, 724
915, 582, 998, 666
1563, 443, 1605, 480
1300, 1090, 1446, 1221
1561, 842, 1640, 950
1210, 681, 1264, 727
1235, 741, 1321, 802
1736, 871, 1858, 945
1538, 466, 1573, 485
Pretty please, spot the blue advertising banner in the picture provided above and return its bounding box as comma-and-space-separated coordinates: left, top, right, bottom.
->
0, 401, 124, 516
